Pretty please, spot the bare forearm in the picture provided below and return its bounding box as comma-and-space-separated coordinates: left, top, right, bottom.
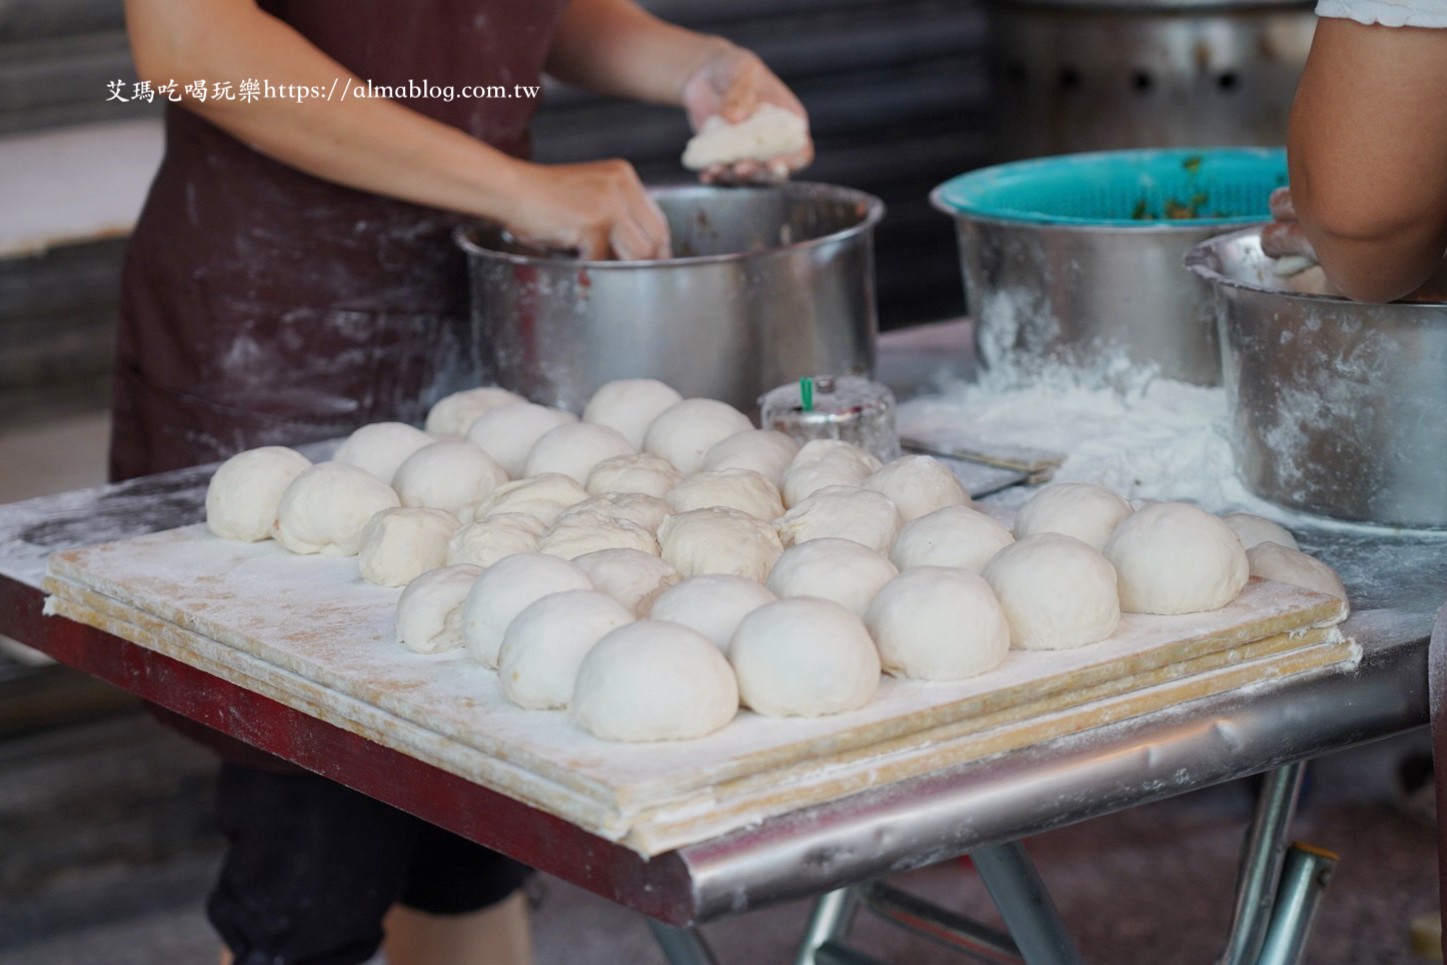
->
545, 0, 728, 105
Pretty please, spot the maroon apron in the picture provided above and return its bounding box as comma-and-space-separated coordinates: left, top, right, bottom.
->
111, 0, 568, 769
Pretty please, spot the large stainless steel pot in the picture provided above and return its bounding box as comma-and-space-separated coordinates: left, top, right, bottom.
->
456, 183, 884, 414
1186, 227, 1447, 528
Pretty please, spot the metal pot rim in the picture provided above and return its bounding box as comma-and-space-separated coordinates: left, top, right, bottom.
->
930, 189, 1264, 235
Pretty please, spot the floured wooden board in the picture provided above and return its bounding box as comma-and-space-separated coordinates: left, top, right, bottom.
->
44, 525, 1356, 854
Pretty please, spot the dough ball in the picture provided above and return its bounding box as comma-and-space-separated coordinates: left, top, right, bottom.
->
665, 469, 784, 520
891, 505, 1015, 573
863, 456, 970, 521
471, 473, 589, 526
332, 423, 433, 485
643, 398, 753, 475
206, 446, 312, 542
776, 485, 901, 554
585, 452, 684, 499
1247, 543, 1347, 601
573, 549, 681, 615
865, 567, 1010, 680
781, 440, 881, 508
572, 621, 740, 741
1104, 502, 1249, 615
766, 538, 898, 617
358, 507, 461, 587
658, 507, 784, 581
425, 386, 524, 437
1223, 513, 1300, 551
983, 534, 1121, 650
682, 105, 810, 170
539, 511, 660, 559
275, 462, 401, 556
730, 598, 879, 716
701, 429, 800, 486
582, 379, 684, 449
648, 576, 778, 652
467, 402, 578, 477
445, 512, 549, 567
498, 590, 636, 710
460, 552, 595, 668
1014, 483, 1134, 551
524, 422, 635, 484
396, 564, 482, 654
393, 441, 508, 517
557, 492, 672, 535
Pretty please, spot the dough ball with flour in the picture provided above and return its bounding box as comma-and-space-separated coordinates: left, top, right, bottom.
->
358, 508, 461, 586
1223, 513, 1299, 551
572, 621, 739, 741
275, 462, 400, 556
425, 386, 524, 437
648, 576, 777, 652
681, 104, 810, 170
891, 505, 1015, 573
206, 446, 312, 542
583, 379, 684, 449
558, 492, 672, 535
467, 402, 578, 477
460, 553, 595, 668
665, 469, 784, 520
332, 423, 433, 485
865, 567, 1010, 680
643, 399, 753, 475
393, 441, 507, 518
573, 549, 681, 614
1014, 483, 1133, 551
395, 564, 482, 654
471, 473, 589, 526
585, 453, 684, 499
730, 598, 879, 717
1247, 543, 1347, 602
701, 430, 800, 486
445, 513, 549, 567
1104, 502, 1248, 615
659, 507, 784, 581
776, 485, 901, 554
983, 534, 1120, 649
781, 440, 882, 507
864, 456, 969, 521
539, 511, 659, 559
524, 422, 635, 484
498, 590, 636, 710
766, 538, 898, 617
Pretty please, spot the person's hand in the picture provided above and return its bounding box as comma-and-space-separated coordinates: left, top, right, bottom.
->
1260, 186, 1319, 269
681, 44, 813, 184
504, 158, 671, 261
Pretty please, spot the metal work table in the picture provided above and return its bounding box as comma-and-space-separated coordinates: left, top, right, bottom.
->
1, 322, 1444, 961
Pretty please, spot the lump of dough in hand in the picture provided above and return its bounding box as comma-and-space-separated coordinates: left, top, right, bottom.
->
866, 567, 1010, 680
445, 512, 549, 567
332, 423, 433, 485
891, 505, 1014, 573
557, 492, 672, 535
583, 379, 684, 449
358, 507, 461, 587
658, 507, 784, 581
766, 538, 898, 617
648, 576, 777, 652
395, 564, 482, 654
425, 386, 524, 437
781, 440, 882, 508
776, 485, 901, 554
730, 598, 879, 716
1223, 513, 1299, 551
983, 533, 1120, 650
392, 441, 507, 518
206, 446, 312, 542
498, 590, 635, 710
1013, 483, 1133, 551
701, 429, 800, 486
572, 621, 739, 741
585, 452, 684, 499
863, 455, 970, 521
573, 548, 681, 614
539, 511, 659, 559
1104, 501, 1248, 615
275, 462, 400, 556
467, 402, 578, 477
643, 398, 753, 475
1247, 542, 1347, 602
524, 422, 635, 485
460, 552, 594, 668
681, 104, 809, 170
665, 469, 784, 520
472, 473, 589, 526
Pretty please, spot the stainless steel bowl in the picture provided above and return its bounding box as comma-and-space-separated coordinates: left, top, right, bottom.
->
1186, 227, 1447, 528
455, 183, 884, 414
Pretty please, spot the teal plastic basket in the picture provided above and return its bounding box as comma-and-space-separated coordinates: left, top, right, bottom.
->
931, 148, 1287, 228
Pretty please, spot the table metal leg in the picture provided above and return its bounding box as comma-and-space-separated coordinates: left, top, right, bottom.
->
972, 842, 1083, 965
1255, 843, 1338, 965
646, 919, 719, 965
794, 887, 862, 965
1220, 762, 1306, 965
859, 880, 1022, 963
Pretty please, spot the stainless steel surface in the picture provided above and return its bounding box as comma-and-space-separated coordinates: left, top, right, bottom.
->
973, 843, 1082, 965
795, 888, 862, 965
1187, 227, 1447, 528
1220, 762, 1304, 965
760, 375, 900, 462
861, 881, 1022, 962
1256, 845, 1337, 965
457, 183, 883, 415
